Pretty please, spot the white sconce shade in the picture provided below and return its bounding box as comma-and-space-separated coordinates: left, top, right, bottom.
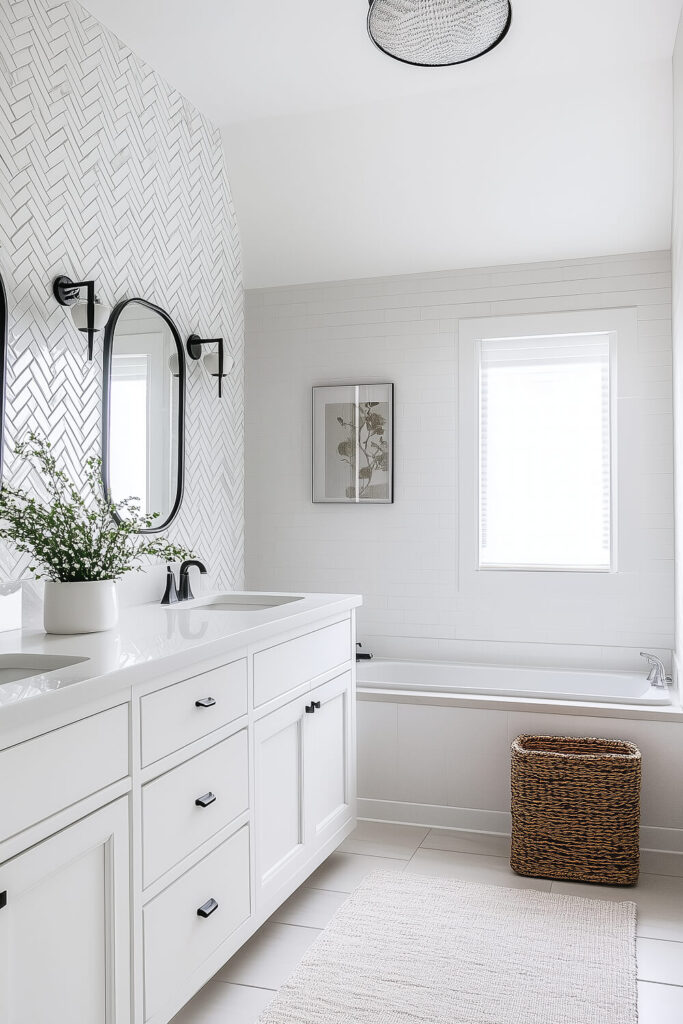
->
168, 352, 180, 377
71, 297, 111, 333
203, 351, 234, 378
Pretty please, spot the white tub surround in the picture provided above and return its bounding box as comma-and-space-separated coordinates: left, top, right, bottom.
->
358, 659, 674, 707
0, 591, 360, 1024
357, 667, 683, 877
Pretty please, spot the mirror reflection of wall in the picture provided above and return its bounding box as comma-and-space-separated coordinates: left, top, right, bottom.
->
108, 302, 180, 520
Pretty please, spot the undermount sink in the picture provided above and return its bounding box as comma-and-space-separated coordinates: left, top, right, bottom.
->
190, 594, 304, 613
0, 654, 90, 685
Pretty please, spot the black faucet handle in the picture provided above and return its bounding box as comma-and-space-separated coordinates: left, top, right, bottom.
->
161, 565, 179, 605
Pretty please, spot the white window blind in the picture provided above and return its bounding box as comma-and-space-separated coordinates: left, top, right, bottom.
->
479, 333, 612, 570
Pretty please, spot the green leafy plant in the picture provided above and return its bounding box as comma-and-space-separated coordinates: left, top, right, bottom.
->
336, 401, 389, 499
0, 432, 191, 582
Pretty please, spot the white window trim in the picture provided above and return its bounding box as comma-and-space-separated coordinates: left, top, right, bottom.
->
458, 308, 636, 581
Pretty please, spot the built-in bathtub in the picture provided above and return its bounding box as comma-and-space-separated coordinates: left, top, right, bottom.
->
355, 657, 682, 872
357, 658, 672, 706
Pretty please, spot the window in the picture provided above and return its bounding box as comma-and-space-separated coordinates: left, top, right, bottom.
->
478, 333, 612, 571
110, 353, 150, 512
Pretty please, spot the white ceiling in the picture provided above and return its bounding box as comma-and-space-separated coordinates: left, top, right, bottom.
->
81, 0, 681, 124
80, 0, 683, 287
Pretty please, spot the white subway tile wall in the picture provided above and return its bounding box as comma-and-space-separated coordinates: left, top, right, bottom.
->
245, 252, 673, 663
0, 0, 244, 602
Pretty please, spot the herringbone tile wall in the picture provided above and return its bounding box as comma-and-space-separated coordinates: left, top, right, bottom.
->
0, 0, 244, 605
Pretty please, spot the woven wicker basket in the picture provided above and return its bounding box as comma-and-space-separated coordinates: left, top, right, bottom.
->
510, 734, 641, 886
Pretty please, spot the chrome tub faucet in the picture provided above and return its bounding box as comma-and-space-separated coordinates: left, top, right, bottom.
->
640, 652, 672, 689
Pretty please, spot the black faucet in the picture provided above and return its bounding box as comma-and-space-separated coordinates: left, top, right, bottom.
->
161, 560, 208, 604
179, 559, 207, 601
356, 642, 373, 661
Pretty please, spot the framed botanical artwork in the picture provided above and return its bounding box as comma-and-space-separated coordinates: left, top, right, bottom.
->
312, 383, 394, 503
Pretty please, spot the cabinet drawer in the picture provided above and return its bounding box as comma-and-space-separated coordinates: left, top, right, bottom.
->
253, 619, 351, 707
0, 705, 129, 844
143, 825, 251, 1021
142, 729, 249, 887
140, 659, 247, 766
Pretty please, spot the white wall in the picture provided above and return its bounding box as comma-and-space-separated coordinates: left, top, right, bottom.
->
0, 0, 244, 613
225, 61, 673, 288
673, 18, 683, 662
245, 252, 674, 670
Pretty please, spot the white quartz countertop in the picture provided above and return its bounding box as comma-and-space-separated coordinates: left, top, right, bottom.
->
0, 591, 361, 740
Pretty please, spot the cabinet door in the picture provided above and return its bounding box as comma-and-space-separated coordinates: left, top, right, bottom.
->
306, 672, 354, 851
0, 798, 130, 1024
253, 695, 308, 902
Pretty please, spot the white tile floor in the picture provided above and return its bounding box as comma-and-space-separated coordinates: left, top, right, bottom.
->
171, 822, 683, 1024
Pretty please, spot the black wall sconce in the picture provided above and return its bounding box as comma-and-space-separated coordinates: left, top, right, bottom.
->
186, 335, 233, 398
53, 275, 111, 360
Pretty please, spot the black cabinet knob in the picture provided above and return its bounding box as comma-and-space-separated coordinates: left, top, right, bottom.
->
195, 792, 216, 808
312, 701, 321, 709
197, 898, 219, 918
195, 697, 216, 708
305, 702, 315, 713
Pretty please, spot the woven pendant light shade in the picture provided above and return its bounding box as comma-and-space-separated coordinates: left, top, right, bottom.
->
368, 0, 512, 67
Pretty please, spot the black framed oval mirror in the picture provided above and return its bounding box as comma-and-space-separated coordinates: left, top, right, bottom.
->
102, 298, 185, 532
0, 272, 7, 483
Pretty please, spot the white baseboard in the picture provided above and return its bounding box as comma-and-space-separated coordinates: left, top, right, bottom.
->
358, 798, 683, 876
358, 798, 511, 836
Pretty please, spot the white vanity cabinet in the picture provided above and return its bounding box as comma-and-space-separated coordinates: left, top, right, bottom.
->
306, 671, 354, 850
137, 614, 356, 1023
254, 670, 354, 903
0, 798, 131, 1024
0, 704, 132, 1024
0, 600, 358, 1024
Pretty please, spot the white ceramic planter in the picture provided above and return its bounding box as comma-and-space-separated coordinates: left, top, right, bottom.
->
43, 580, 119, 635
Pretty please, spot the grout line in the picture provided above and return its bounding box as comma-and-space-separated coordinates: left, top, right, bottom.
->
296, 885, 352, 896
638, 979, 683, 990
305, 883, 354, 893
270, 921, 323, 932
638, 936, 683, 946
414, 847, 511, 865
340, 842, 416, 860
216, 981, 279, 993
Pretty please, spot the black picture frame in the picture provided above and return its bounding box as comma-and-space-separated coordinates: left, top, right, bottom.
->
312, 382, 394, 504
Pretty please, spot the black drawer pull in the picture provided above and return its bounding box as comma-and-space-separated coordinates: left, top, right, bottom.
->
197, 898, 219, 918
0, 891, 6, 910
195, 792, 216, 808
312, 701, 321, 709
195, 697, 216, 708
305, 702, 315, 713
